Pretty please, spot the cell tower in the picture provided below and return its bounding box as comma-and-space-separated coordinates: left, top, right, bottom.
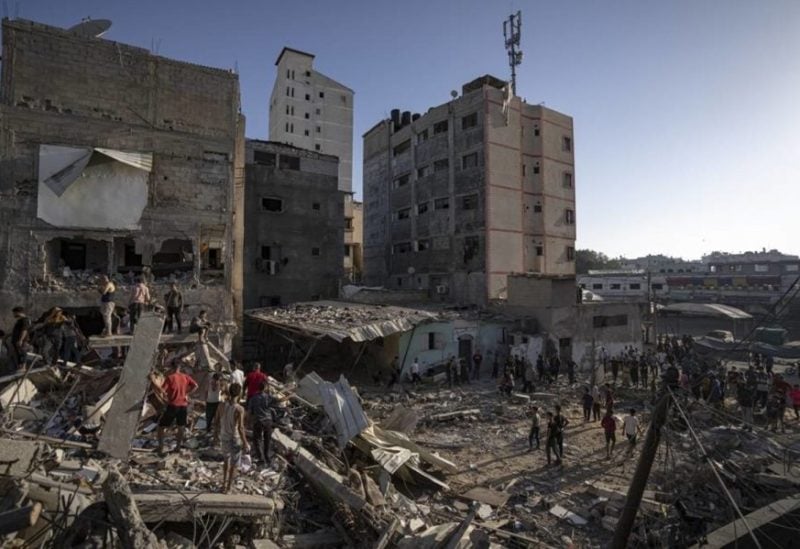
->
503, 11, 523, 96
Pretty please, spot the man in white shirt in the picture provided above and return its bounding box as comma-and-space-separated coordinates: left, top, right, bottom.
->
410, 359, 422, 384
623, 409, 639, 456
230, 361, 245, 388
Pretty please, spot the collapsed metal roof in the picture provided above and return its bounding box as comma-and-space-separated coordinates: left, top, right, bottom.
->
658, 302, 753, 320
245, 301, 442, 342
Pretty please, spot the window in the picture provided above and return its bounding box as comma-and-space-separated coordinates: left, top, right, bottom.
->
593, 314, 628, 328
417, 165, 430, 178
279, 155, 300, 170
285, 122, 290, 133
305, 70, 311, 77
566, 246, 575, 261
427, 332, 446, 350
462, 152, 478, 169
305, 93, 310, 101
393, 242, 412, 254
341, 94, 347, 104
522, 164, 526, 176
651, 283, 664, 290
253, 151, 276, 166
533, 125, 540, 137
286, 69, 291, 79
433, 158, 449, 172
417, 239, 430, 251
433, 120, 448, 134
393, 140, 411, 157
563, 172, 573, 188
610, 283, 621, 290
312, 202, 321, 211
319, 91, 325, 98
417, 202, 429, 215
344, 218, 353, 229
462, 194, 478, 210
533, 203, 542, 213
396, 208, 411, 220
461, 112, 478, 130
592, 283, 603, 290
261, 197, 283, 212
786, 264, 799, 272
562, 136, 572, 151
709, 265, 717, 273
285, 105, 291, 115
629, 283, 641, 290
311, 247, 320, 256
344, 245, 351, 257
417, 129, 429, 143
434, 197, 450, 210
315, 108, 321, 115
533, 163, 540, 175
463, 235, 480, 262
315, 144, 321, 151
565, 209, 575, 225
536, 245, 543, 256
304, 112, 310, 119
754, 264, 769, 272
304, 129, 310, 136
316, 126, 321, 133
261, 246, 272, 260
393, 174, 410, 189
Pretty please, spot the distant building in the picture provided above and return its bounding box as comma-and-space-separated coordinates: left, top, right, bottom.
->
619, 255, 704, 274
363, 75, 576, 306
268, 47, 353, 193
0, 19, 244, 335
703, 250, 800, 277
344, 199, 364, 282
243, 140, 343, 313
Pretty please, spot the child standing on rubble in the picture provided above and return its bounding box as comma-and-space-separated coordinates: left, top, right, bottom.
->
545, 412, 561, 466
214, 383, 249, 493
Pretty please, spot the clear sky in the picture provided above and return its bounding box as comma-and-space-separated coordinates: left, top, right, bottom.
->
11, 0, 800, 259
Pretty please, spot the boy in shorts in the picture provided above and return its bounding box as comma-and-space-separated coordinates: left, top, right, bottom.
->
214, 383, 249, 493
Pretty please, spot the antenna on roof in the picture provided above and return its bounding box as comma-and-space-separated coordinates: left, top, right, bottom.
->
68, 17, 112, 38
503, 11, 523, 96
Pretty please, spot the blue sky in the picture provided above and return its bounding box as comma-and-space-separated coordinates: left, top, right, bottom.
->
11, 0, 800, 259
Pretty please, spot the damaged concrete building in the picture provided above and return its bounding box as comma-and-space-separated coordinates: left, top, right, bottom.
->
243, 139, 343, 310
363, 75, 577, 306
0, 19, 245, 332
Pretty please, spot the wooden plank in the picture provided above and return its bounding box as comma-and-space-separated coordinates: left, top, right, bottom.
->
0, 503, 42, 536
97, 313, 164, 460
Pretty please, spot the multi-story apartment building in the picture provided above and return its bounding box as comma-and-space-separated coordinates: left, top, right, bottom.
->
243, 140, 343, 311
268, 47, 353, 193
363, 75, 576, 306
344, 199, 364, 282
0, 19, 244, 332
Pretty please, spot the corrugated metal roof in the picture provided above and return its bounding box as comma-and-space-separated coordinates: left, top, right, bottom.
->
245, 301, 440, 342
659, 302, 753, 320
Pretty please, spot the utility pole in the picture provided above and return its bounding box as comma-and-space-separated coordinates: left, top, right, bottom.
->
503, 11, 523, 96
611, 393, 671, 549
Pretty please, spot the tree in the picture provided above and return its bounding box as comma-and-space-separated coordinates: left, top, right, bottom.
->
575, 249, 621, 274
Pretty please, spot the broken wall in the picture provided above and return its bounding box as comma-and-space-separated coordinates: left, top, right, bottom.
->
0, 19, 242, 330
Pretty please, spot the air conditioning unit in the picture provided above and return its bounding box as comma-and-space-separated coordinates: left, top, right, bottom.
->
436, 284, 449, 295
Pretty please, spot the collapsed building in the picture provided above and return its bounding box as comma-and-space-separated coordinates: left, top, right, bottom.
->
0, 19, 245, 336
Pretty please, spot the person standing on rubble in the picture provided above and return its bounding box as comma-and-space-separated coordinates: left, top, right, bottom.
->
155, 361, 198, 455
604, 383, 615, 413
545, 411, 561, 466
189, 310, 212, 343
622, 409, 640, 457
523, 358, 535, 393
611, 357, 620, 385
245, 362, 268, 403
214, 383, 250, 493
98, 275, 116, 337
737, 379, 755, 431
128, 277, 150, 332
247, 380, 285, 465
9, 306, 31, 370
528, 405, 541, 451
592, 385, 602, 421
755, 367, 770, 410
553, 404, 569, 460
445, 355, 454, 388
230, 361, 245, 396
205, 372, 223, 433
582, 387, 593, 422
472, 349, 483, 380
163, 282, 184, 334
601, 409, 617, 459
410, 358, 422, 384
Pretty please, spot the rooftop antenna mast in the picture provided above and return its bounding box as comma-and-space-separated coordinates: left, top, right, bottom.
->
503, 11, 522, 96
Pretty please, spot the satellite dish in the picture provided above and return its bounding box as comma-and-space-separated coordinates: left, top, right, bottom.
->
68, 18, 112, 38
450, 90, 458, 98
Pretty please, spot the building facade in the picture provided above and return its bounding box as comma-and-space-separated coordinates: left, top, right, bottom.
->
344, 199, 364, 283
243, 140, 343, 311
0, 19, 244, 332
268, 47, 353, 193
363, 75, 576, 306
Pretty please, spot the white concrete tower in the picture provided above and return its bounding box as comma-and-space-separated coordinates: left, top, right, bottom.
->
269, 47, 353, 193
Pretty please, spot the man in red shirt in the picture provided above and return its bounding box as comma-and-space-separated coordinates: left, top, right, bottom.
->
155, 362, 198, 455
245, 363, 268, 402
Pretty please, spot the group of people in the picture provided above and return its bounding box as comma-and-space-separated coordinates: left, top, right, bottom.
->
98, 275, 187, 337
1, 306, 86, 371
152, 360, 284, 493
498, 353, 578, 396
731, 364, 799, 432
